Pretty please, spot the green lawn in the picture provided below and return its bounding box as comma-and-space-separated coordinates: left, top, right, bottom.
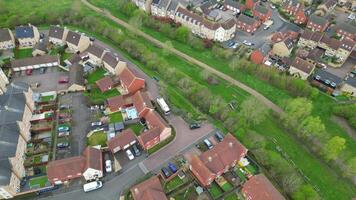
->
14, 48, 33, 59
86, 68, 107, 84
208, 182, 224, 199
88, 131, 107, 147
84, 87, 120, 104
220, 182, 233, 192
164, 176, 184, 192
109, 112, 124, 123
224, 192, 239, 200
40, 95, 55, 102
245, 164, 257, 175
234, 168, 247, 182
29, 176, 49, 189
126, 123, 143, 136
172, 186, 196, 200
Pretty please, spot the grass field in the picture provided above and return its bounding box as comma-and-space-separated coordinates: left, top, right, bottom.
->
109, 112, 124, 123
87, 131, 107, 146
14, 48, 33, 59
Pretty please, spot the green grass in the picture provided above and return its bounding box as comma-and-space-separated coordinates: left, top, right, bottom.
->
40, 95, 55, 102
88, 131, 107, 147
172, 186, 196, 200
126, 123, 143, 136
234, 168, 247, 182
220, 182, 233, 192
208, 182, 224, 199
32, 155, 41, 164
224, 192, 239, 200
164, 176, 184, 192
84, 87, 120, 104
109, 112, 124, 123
14, 48, 33, 59
245, 164, 257, 175
86, 68, 106, 84
29, 176, 49, 188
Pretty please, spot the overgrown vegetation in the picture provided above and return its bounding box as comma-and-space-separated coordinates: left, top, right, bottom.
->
332, 104, 356, 129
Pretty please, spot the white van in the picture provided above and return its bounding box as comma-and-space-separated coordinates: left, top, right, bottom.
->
83, 181, 103, 192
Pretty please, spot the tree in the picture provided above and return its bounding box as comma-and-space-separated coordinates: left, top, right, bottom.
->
292, 184, 320, 200
299, 116, 326, 138
344, 157, 356, 178
129, 15, 143, 30
175, 26, 190, 43
238, 97, 268, 127
283, 98, 313, 126
323, 136, 346, 161
281, 173, 303, 194
244, 131, 267, 150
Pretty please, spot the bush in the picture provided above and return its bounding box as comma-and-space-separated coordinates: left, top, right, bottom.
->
333, 104, 356, 129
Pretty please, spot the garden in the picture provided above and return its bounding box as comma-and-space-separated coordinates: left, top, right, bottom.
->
28, 176, 50, 189
109, 112, 124, 123
14, 48, 33, 59
87, 130, 107, 147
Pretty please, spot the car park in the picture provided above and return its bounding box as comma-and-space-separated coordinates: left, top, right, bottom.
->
161, 167, 172, 178
57, 142, 69, 149
204, 139, 213, 149
168, 162, 178, 173
126, 149, 135, 160
105, 160, 112, 173
83, 181, 103, 192
132, 144, 141, 157
189, 122, 201, 129
215, 131, 224, 142
58, 131, 70, 137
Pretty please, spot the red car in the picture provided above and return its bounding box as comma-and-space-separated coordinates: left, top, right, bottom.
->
58, 76, 69, 84
25, 69, 33, 76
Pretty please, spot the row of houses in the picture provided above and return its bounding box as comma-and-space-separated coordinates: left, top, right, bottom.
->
0, 24, 39, 50
48, 26, 91, 53
0, 82, 35, 199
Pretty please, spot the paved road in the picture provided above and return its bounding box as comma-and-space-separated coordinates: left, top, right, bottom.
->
143, 115, 214, 171
81, 0, 284, 114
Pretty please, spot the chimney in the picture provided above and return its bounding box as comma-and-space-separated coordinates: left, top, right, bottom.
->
208, 156, 212, 162
134, 188, 139, 194
229, 142, 233, 147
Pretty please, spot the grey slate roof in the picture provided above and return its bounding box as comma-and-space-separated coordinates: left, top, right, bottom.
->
11, 55, 59, 69
49, 26, 65, 40
224, 0, 241, 8
237, 14, 257, 25
254, 4, 269, 14
152, 0, 160, 5
66, 31, 81, 46
0, 82, 29, 186
158, 0, 171, 9
15, 25, 34, 39
259, 43, 271, 56
337, 23, 356, 34
69, 63, 84, 86
284, 38, 294, 50
0, 29, 12, 42
103, 52, 119, 68
87, 44, 105, 58
309, 15, 328, 26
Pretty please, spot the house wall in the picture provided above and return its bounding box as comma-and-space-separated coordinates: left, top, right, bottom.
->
103, 61, 116, 75
336, 48, 351, 62
341, 83, 356, 96
0, 186, 14, 199
336, 29, 355, 41
67, 84, 86, 92
0, 68, 9, 95
159, 127, 172, 141
0, 39, 15, 50
307, 21, 327, 32
142, 136, 160, 149
83, 168, 103, 181
272, 43, 291, 57
49, 28, 68, 46
77, 36, 91, 53
298, 38, 318, 49
88, 53, 103, 66
18, 26, 40, 49
288, 67, 310, 80
114, 61, 127, 76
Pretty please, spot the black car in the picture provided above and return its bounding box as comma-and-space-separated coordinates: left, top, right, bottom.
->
132, 144, 141, 157
39, 67, 46, 74
189, 123, 201, 129
161, 167, 172, 178
215, 131, 224, 142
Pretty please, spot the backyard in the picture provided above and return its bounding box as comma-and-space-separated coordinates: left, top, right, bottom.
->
28, 176, 49, 189
87, 131, 107, 147
164, 176, 184, 192
86, 68, 106, 84
126, 123, 144, 136
83, 87, 120, 104
14, 48, 33, 59
109, 112, 124, 123
208, 182, 224, 199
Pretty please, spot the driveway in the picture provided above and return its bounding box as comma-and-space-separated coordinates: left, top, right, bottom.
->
142, 115, 214, 172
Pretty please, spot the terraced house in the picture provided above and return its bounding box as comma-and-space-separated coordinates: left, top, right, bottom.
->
0, 82, 34, 199
335, 23, 356, 41
306, 15, 329, 32
15, 24, 39, 49
282, 0, 307, 24
65, 30, 90, 53
48, 26, 68, 46
0, 28, 15, 50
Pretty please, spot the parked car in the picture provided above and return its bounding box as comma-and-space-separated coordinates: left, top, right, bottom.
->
58, 76, 69, 84
161, 167, 172, 178
91, 121, 102, 127
83, 181, 102, 193
152, 76, 159, 82
204, 139, 213, 149
58, 126, 70, 132
40, 33, 45, 39
105, 160, 112, 173
215, 131, 224, 142
89, 37, 96, 42
168, 162, 178, 173
58, 131, 70, 137
270, 4, 276, 9
57, 142, 69, 148
25, 69, 33, 76
132, 144, 141, 157
243, 40, 254, 46
126, 149, 135, 160
39, 68, 46, 74
60, 104, 71, 110
189, 122, 201, 129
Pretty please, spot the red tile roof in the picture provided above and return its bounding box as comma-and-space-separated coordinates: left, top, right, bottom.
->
107, 95, 132, 112
131, 176, 168, 200
188, 155, 215, 187
242, 174, 285, 200
107, 129, 137, 153
132, 90, 153, 117
83, 147, 103, 172
199, 133, 248, 175
119, 67, 145, 94
96, 76, 114, 92
138, 111, 169, 148
250, 49, 265, 64
47, 156, 85, 183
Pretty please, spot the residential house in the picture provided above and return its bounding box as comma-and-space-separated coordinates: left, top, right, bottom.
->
288, 57, 316, 80
132, 90, 154, 118
65, 31, 90, 53
102, 52, 127, 75
224, 0, 242, 13
151, 0, 172, 17
319, 35, 340, 57
306, 47, 325, 64
245, 0, 257, 9
313, 68, 343, 88
335, 23, 356, 41
298, 29, 323, 49
250, 43, 271, 65
86, 44, 106, 65
67, 63, 86, 92
0, 68, 9, 95
236, 14, 260, 33
10, 55, 60, 72
272, 38, 294, 57
130, 176, 168, 200
107, 129, 137, 153
306, 15, 329, 32
241, 174, 285, 200
48, 26, 68, 46
15, 24, 40, 48
283, 0, 307, 24
336, 38, 355, 63
47, 147, 103, 184
317, 0, 337, 16
271, 31, 299, 43
341, 76, 356, 96
253, 4, 272, 22
118, 66, 145, 95
0, 28, 15, 50
106, 95, 132, 113
188, 134, 247, 187
96, 76, 115, 92
138, 110, 171, 150
0, 82, 34, 199
32, 40, 48, 57
166, 0, 181, 19
132, 0, 152, 12
175, 7, 204, 37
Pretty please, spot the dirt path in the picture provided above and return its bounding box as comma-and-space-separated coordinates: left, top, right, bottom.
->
81, 0, 284, 114
331, 115, 356, 140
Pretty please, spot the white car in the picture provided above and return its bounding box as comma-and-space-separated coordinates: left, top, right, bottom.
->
348, 13, 355, 20
58, 131, 70, 137
126, 149, 135, 160
270, 4, 276, 9
105, 160, 112, 173
91, 121, 102, 127
243, 40, 254, 46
